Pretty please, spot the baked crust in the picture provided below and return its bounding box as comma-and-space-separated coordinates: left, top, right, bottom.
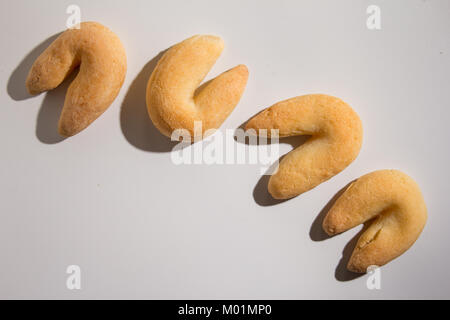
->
26, 22, 127, 137
323, 170, 428, 273
246, 94, 363, 199
146, 35, 249, 140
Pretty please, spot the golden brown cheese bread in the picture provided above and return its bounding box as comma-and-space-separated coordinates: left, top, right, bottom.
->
245, 94, 363, 199
146, 35, 249, 140
26, 22, 127, 137
323, 170, 428, 273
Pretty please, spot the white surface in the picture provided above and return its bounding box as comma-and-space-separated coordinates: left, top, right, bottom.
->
1, 0, 449, 299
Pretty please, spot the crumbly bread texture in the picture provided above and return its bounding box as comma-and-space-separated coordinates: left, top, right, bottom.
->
323, 170, 428, 273
245, 94, 363, 199
146, 35, 249, 140
26, 22, 127, 137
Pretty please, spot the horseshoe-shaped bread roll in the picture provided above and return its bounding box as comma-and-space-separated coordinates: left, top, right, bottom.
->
146, 35, 249, 140
323, 170, 428, 273
26, 22, 127, 137
245, 94, 363, 199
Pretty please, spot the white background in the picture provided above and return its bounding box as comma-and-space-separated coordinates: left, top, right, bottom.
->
1, 0, 449, 299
